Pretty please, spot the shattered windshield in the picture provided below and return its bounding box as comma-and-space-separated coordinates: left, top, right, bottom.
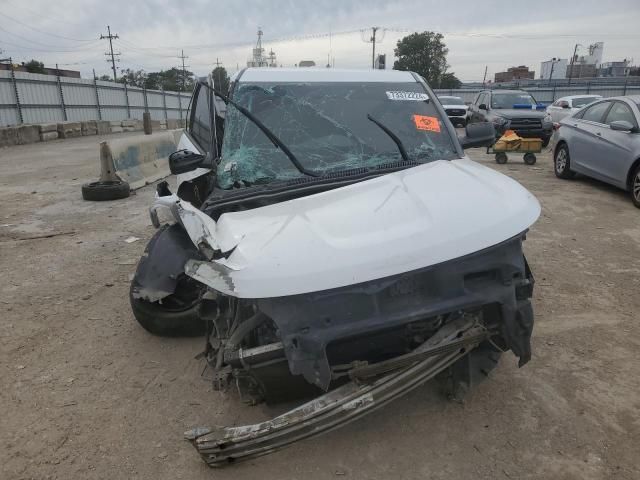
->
217, 81, 458, 188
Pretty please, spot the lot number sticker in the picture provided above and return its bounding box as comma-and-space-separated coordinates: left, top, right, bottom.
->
413, 115, 441, 133
386, 91, 429, 101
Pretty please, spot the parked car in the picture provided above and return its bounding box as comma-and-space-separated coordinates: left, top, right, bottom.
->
438, 95, 468, 127
130, 68, 540, 466
553, 95, 640, 208
546, 95, 602, 122
468, 89, 554, 146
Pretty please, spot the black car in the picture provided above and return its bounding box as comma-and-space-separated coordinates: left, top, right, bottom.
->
468, 89, 553, 146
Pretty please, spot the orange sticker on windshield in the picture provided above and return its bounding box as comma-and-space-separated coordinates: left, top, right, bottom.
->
413, 115, 440, 132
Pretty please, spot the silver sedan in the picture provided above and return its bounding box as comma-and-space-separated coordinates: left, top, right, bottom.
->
553, 95, 640, 208
546, 95, 602, 122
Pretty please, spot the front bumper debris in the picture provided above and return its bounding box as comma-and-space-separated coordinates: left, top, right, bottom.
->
185, 316, 486, 467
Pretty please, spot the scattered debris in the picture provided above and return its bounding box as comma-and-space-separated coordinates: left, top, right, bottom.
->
125, 236, 140, 243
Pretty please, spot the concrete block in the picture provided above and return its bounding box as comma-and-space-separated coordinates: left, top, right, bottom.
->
121, 119, 136, 127
39, 123, 58, 133
166, 119, 180, 130
110, 126, 124, 133
97, 121, 111, 135
81, 120, 98, 136
40, 131, 59, 142
0, 126, 19, 147
57, 122, 82, 139
17, 125, 41, 144
122, 126, 137, 132
110, 121, 122, 127
102, 129, 182, 189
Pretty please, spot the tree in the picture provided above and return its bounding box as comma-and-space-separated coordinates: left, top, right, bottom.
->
117, 68, 148, 88
98, 74, 112, 82
24, 59, 46, 74
393, 32, 458, 88
439, 72, 462, 89
212, 66, 230, 94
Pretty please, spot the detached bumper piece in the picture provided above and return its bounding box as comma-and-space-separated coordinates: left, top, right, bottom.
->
185, 317, 486, 467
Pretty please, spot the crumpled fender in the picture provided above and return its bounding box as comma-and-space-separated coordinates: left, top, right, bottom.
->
131, 223, 204, 302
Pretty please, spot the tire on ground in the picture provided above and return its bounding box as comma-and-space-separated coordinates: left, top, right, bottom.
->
630, 163, 640, 209
82, 180, 130, 201
554, 143, 576, 179
129, 281, 206, 337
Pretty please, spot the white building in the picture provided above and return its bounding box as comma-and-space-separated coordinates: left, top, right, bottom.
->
540, 58, 568, 80
577, 42, 604, 67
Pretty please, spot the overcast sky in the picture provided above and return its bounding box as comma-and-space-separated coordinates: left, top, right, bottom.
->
1, 0, 639, 82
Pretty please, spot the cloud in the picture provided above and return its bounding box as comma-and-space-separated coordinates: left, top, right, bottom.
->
1, 0, 638, 82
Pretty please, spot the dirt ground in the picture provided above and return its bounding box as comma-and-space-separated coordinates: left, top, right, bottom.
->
1, 133, 639, 480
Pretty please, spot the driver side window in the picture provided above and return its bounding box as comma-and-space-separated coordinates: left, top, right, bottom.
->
189, 85, 213, 153
581, 101, 611, 123
604, 102, 637, 127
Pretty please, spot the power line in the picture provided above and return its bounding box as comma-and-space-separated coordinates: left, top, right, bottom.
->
0, 11, 95, 42
100, 26, 120, 82
0, 37, 102, 54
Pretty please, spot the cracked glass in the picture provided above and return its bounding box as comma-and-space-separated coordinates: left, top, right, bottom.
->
218, 81, 459, 188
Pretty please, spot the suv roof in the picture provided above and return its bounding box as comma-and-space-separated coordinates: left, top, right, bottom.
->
487, 89, 529, 95
236, 67, 417, 83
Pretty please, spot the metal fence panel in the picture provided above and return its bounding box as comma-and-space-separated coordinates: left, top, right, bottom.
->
22, 107, 64, 124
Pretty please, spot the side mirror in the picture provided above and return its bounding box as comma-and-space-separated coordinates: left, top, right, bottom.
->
169, 149, 206, 174
561, 103, 570, 109
478, 103, 488, 111
459, 122, 496, 149
609, 120, 636, 133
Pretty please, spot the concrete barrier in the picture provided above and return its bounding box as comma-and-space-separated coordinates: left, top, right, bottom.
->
99, 129, 183, 189
58, 122, 82, 139
0, 126, 18, 147
81, 120, 98, 136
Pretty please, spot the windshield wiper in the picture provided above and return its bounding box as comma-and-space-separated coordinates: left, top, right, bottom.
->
367, 114, 410, 163
209, 86, 319, 177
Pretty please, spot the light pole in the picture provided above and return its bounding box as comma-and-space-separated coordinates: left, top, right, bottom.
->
548, 57, 560, 86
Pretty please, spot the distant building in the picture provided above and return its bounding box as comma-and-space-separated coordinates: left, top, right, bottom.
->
599, 60, 631, 77
298, 60, 316, 67
540, 58, 568, 80
0, 63, 80, 78
494, 66, 535, 83
566, 63, 597, 79
578, 42, 604, 68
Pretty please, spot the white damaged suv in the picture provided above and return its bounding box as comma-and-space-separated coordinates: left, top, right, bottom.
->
129, 68, 540, 466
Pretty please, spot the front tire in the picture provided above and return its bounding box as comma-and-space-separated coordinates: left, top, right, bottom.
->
554, 143, 575, 179
129, 276, 206, 337
631, 163, 640, 209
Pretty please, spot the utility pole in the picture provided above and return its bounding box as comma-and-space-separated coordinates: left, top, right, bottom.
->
568, 43, 580, 86
100, 25, 120, 82
371, 27, 379, 69
213, 57, 222, 89
482, 65, 488, 86
178, 49, 190, 91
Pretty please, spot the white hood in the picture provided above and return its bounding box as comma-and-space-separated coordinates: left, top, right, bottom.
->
173, 157, 540, 298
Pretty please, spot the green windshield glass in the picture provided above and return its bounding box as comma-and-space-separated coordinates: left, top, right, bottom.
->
218, 82, 458, 188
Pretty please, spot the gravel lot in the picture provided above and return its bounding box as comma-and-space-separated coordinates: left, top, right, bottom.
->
1, 133, 639, 480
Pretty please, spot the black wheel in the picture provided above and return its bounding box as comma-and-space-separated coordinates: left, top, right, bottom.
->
631, 163, 640, 209
129, 275, 206, 337
495, 152, 508, 164
523, 153, 537, 165
554, 143, 575, 179
82, 180, 130, 201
